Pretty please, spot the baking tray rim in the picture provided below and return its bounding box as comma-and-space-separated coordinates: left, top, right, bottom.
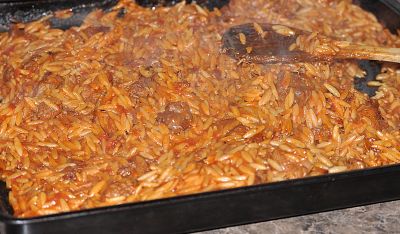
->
2, 163, 400, 223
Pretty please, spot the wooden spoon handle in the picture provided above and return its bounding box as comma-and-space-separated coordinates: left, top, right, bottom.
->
222, 23, 400, 64
336, 45, 400, 63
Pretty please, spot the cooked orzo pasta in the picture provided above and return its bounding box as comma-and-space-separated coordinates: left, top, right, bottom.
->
0, 0, 399, 217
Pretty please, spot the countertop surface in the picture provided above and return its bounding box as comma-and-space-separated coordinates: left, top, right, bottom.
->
199, 200, 400, 234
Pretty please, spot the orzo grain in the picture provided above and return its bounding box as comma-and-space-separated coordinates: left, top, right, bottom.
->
0, 0, 399, 217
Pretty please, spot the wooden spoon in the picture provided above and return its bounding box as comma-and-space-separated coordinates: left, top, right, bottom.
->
222, 23, 400, 64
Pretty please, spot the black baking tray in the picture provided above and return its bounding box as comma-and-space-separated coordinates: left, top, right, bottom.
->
0, 0, 400, 233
